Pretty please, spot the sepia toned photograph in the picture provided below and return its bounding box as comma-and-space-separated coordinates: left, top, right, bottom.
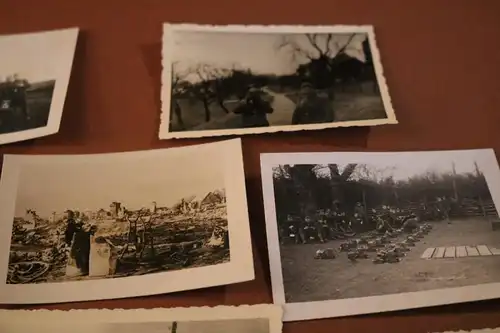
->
0, 139, 253, 304
0, 28, 78, 145
0, 305, 283, 333
160, 24, 397, 139
261, 149, 500, 321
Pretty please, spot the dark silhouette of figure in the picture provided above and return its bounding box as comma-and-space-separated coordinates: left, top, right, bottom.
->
64, 210, 92, 276
11, 74, 30, 120
233, 86, 274, 128
292, 82, 334, 125
0, 75, 30, 132
171, 99, 185, 130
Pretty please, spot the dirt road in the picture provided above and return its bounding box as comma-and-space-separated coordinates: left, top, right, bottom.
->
280, 218, 500, 303
262, 87, 296, 126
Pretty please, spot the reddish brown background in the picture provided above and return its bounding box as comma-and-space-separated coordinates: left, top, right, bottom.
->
1, 0, 500, 332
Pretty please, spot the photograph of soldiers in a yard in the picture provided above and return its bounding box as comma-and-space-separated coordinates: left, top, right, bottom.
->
0, 28, 78, 145
262, 149, 500, 320
160, 24, 396, 139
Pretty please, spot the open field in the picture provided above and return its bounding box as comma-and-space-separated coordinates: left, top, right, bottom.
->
8, 205, 229, 284
170, 97, 241, 132
280, 218, 500, 303
0, 80, 55, 134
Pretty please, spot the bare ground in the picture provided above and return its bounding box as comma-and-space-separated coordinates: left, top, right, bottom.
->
284, 90, 387, 122
280, 218, 500, 303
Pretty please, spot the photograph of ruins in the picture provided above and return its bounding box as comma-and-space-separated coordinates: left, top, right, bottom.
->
6, 151, 229, 285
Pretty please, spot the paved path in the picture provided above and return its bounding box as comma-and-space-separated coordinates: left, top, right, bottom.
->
261, 87, 297, 126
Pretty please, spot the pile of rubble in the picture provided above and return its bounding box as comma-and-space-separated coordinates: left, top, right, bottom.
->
314, 223, 434, 264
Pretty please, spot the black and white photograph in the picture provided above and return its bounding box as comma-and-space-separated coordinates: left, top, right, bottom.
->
261, 149, 500, 321
0, 28, 78, 145
0, 305, 283, 333
0, 138, 253, 304
160, 24, 397, 139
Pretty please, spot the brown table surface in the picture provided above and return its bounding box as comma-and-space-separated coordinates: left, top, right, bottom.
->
1, 1, 500, 332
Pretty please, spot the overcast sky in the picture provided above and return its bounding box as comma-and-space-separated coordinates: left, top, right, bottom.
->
14, 151, 224, 218
297, 151, 481, 181
171, 31, 367, 83
0, 29, 72, 82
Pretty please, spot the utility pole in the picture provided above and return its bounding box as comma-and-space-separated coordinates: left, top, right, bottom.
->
451, 162, 458, 201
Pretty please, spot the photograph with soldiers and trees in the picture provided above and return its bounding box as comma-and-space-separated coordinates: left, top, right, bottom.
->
262, 149, 500, 320
160, 24, 396, 139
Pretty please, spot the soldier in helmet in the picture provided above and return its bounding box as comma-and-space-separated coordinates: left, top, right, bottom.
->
292, 82, 334, 125
10, 74, 30, 122
233, 85, 274, 128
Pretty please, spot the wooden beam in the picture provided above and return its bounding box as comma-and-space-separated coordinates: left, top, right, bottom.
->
456, 246, 467, 258
421, 247, 435, 259
477, 245, 493, 256
444, 247, 456, 258
433, 247, 446, 259
466, 246, 480, 256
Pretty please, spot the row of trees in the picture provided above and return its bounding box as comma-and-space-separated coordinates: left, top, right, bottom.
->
272, 163, 493, 220
171, 33, 378, 124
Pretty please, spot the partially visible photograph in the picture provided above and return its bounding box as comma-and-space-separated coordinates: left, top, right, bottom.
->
0, 28, 78, 145
160, 24, 396, 139
0, 305, 283, 333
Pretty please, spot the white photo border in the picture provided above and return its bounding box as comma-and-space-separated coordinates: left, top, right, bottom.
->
260, 148, 500, 321
159, 23, 397, 140
0, 138, 254, 304
0, 304, 283, 333
0, 27, 79, 145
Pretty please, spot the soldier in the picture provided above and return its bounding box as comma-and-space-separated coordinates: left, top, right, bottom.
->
291, 82, 334, 125
64, 210, 93, 276
352, 202, 367, 232
233, 85, 274, 128
11, 74, 30, 121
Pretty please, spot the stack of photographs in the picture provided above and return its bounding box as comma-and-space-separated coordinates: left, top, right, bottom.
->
0, 21, 498, 332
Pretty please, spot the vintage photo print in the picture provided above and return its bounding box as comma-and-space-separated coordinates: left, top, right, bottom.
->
160, 24, 397, 139
261, 149, 500, 321
436, 328, 500, 333
0, 304, 283, 333
0, 138, 253, 304
0, 27, 79, 145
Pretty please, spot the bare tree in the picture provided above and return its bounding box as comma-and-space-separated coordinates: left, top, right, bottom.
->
327, 164, 357, 209
184, 63, 233, 122
277, 33, 358, 71
276, 33, 363, 93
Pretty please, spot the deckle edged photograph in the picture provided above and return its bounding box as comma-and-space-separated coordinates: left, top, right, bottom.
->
0, 27, 78, 145
0, 304, 283, 333
260, 149, 500, 321
0, 138, 253, 304
160, 24, 396, 139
